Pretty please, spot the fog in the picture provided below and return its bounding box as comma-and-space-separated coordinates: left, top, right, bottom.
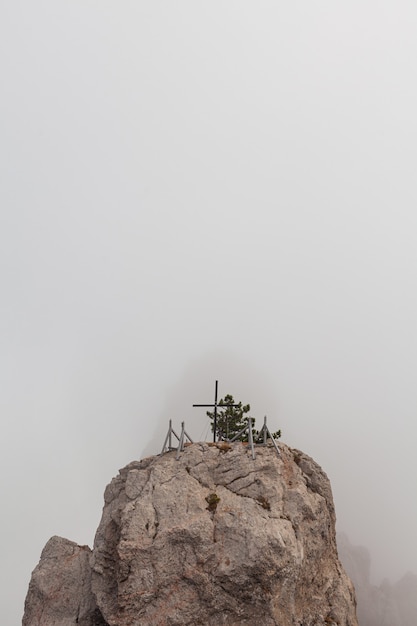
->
1, 2, 417, 623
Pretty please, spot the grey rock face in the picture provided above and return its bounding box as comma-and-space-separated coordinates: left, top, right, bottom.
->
24, 442, 358, 626
91, 442, 357, 626
22, 536, 108, 626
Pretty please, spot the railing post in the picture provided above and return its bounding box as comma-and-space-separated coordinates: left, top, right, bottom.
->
248, 417, 256, 460
176, 422, 185, 460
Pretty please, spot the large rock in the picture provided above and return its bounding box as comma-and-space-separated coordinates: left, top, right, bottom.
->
22, 536, 107, 626
91, 442, 357, 625
23, 441, 358, 626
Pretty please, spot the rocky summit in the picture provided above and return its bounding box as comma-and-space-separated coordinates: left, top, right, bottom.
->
23, 441, 358, 626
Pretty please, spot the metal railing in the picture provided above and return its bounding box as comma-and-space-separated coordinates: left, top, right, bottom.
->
161, 416, 279, 460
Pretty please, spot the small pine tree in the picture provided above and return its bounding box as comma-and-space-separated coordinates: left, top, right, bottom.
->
206, 394, 250, 441
207, 395, 282, 443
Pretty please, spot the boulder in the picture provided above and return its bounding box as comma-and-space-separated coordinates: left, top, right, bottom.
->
22, 536, 107, 626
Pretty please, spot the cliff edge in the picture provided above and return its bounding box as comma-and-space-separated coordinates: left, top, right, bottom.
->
23, 442, 358, 626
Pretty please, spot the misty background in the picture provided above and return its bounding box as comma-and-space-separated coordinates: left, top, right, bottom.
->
1, 2, 417, 624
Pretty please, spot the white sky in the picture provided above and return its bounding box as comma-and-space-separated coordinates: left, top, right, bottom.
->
1, 2, 417, 623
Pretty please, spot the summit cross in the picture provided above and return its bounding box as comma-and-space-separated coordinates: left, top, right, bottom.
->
193, 380, 239, 443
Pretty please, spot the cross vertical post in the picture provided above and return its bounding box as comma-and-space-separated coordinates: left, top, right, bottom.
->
213, 380, 218, 443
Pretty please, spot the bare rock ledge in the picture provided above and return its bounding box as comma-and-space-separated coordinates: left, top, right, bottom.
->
23, 442, 358, 626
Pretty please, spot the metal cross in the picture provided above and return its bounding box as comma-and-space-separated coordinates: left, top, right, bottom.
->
193, 380, 239, 443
